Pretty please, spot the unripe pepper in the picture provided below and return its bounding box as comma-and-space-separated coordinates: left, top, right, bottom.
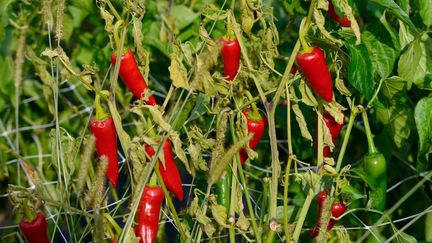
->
19, 212, 50, 243
296, 47, 333, 102
145, 140, 184, 201
220, 37, 240, 81
362, 111, 387, 218
364, 152, 387, 212
90, 115, 119, 187
240, 108, 267, 164
328, 1, 351, 27
110, 49, 156, 105
136, 186, 164, 243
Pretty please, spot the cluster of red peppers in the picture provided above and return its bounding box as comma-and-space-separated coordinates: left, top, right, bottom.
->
310, 189, 347, 238
220, 34, 267, 164
90, 48, 185, 242
20, 6, 355, 241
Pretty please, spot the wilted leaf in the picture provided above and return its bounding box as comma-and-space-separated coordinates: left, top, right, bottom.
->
292, 103, 313, 142
210, 204, 228, 228
169, 53, 188, 89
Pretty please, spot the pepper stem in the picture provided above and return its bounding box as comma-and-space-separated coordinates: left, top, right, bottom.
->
146, 117, 157, 138
22, 199, 36, 222
95, 95, 108, 121
299, 18, 312, 53
149, 172, 158, 187
299, 0, 317, 53
113, 20, 123, 51
361, 109, 378, 154
226, 11, 235, 40
244, 91, 261, 120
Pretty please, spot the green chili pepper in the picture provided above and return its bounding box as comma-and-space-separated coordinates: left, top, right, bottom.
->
362, 111, 387, 219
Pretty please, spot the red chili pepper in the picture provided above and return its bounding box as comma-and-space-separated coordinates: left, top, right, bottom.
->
296, 47, 333, 102
110, 49, 156, 105
328, 1, 351, 27
327, 202, 347, 231
145, 140, 184, 201
220, 37, 240, 81
240, 109, 267, 164
310, 189, 329, 238
322, 113, 345, 157
311, 190, 347, 238
331, 202, 347, 218
136, 186, 164, 243
19, 212, 50, 243
90, 116, 119, 187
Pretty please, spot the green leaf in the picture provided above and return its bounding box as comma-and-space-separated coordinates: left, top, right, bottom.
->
172, 100, 193, 131
390, 224, 418, 243
398, 20, 414, 50
170, 5, 200, 30
187, 93, 210, 123
351, 168, 378, 189
347, 40, 374, 101
380, 76, 409, 101
362, 27, 398, 79
414, 96, 432, 171
341, 184, 366, 201
398, 34, 431, 89
379, 12, 400, 50
369, 0, 417, 32
63, 14, 74, 43
0, 0, 12, 42
419, 0, 432, 27
376, 104, 414, 148
68, 5, 89, 28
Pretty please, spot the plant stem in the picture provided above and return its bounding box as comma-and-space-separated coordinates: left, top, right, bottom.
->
317, 104, 324, 167
292, 188, 315, 241
283, 83, 293, 240
106, 0, 122, 22
229, 119, 238, 243
283, 157, 293, 240
113, 20, 123, 52
236, 152, 261, 242
155, 167, 186, 241
299, 0, 317, 53
265, 230, 275, 243
361, 108, 377, 154
286, 84, 293, 155
94, 95, 108, 121
335, 106, 358, 172
244, 90, 259, 116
